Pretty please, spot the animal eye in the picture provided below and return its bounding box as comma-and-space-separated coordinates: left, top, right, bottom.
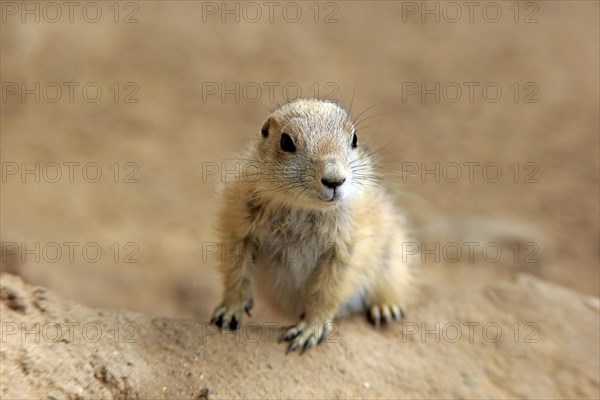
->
280, 133, 296, 152
352, 133, 358, 149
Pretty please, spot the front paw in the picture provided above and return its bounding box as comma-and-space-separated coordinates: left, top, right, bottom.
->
210, 299, 253, 330
282, 320, 334, 354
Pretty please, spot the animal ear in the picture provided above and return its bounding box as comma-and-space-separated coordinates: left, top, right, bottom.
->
261, 118, 271, 138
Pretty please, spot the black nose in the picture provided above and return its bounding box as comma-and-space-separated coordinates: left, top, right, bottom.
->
321, 177, 346, 189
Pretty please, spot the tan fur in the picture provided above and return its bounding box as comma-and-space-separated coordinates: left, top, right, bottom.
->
210, 99, 415, 352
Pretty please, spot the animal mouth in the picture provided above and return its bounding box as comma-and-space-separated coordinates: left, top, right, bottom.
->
324, 191, 341, 202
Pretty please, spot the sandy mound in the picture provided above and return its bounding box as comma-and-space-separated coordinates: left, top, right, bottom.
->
1, 272, 598, 399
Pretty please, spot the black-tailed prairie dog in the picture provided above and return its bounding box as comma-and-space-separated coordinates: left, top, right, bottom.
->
210, 99, 414, 353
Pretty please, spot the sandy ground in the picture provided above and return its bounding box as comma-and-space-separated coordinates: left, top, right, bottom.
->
1, 0, 599, 398
2, 272, 599, 398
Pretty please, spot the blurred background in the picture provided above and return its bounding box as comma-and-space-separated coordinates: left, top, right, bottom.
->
1, 0, 598, 321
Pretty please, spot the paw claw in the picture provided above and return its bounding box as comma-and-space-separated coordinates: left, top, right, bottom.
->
368, 306, 381, 328
210, 301, 251, 330
286, 341, 300, 354
211, 314, 223, 328
381, 305, 393, 327
368, 304, 403, 327
391, 305, 403, 321
228, 316, 238, 330
302, 336, 316, 354
244, 298, 254, 317
283, 322, 304, 342
283, 321, 331, 354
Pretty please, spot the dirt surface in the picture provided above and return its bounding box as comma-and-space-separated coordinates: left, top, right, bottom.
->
1, 0, 599, 398
1, 272, 599, 399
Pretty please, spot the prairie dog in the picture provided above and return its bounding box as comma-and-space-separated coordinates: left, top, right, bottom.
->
210, 99, 414, 353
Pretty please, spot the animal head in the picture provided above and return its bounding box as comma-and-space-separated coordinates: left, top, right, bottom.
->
250, 99, 375, 210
